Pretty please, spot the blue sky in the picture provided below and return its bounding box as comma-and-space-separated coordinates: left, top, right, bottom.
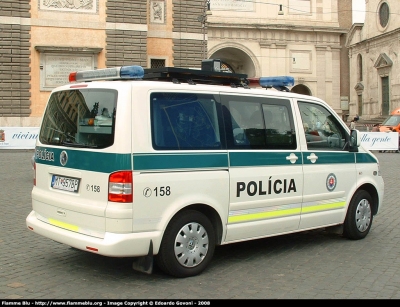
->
352, 0, 366, 23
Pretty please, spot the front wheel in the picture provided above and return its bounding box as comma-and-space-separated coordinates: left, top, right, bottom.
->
343, 190, 373, 240
156, 210, 215, 278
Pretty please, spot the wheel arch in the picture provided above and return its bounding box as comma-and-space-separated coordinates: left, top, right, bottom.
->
174, 203, 224, 246
356, 183, 379, 215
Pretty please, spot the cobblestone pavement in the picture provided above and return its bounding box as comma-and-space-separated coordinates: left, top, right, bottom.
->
1, 150, 399, 299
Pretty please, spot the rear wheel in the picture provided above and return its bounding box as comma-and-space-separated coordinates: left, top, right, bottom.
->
343, 190, 373, 240
156, 210, 215, 278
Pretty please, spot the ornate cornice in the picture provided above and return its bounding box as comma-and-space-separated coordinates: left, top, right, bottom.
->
35, 46, 103, 53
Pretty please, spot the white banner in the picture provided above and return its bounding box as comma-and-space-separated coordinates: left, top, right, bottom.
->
0, 127, 39, 149
360, 132, 399, 151
1, 127, 397, 151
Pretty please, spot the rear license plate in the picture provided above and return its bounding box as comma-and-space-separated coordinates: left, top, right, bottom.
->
51, 175, 80, 192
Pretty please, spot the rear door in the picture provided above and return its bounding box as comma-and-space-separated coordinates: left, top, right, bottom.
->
32, 82, 131, 238
221, 93, 304, 242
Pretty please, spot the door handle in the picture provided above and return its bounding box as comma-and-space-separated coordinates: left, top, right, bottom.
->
286, 153, 299, 164
307, 153, 318, 163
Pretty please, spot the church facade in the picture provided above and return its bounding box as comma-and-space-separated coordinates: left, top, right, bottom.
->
347, 0, 400, 120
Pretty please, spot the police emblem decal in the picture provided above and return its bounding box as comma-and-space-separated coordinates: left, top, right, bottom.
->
326, 173, 337, 191
143, 187, 152, 198
60, 151, 68, 166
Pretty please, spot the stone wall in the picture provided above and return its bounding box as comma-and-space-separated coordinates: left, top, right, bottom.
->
106, 0, 147, 67
0, 1, 31, 118
172, 0, 204, 67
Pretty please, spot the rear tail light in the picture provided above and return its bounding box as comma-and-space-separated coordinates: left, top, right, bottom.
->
108, 171, 133, 202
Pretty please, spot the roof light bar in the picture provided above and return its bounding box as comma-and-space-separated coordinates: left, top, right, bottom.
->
259, 76, 294, 91
69, 65, 144, 82
246, 77, 261, 88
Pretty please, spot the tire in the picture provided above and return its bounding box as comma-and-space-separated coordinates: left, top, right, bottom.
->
155, 210, 215, 278
343, 190, 373, 240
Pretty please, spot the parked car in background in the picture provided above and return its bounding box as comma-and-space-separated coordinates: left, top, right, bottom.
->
380, 108, 400, 133
379, 108, 400, 152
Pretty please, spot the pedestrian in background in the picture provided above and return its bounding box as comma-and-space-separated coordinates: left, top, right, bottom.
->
350, 119, 356, 129
372, 123, 381, 132
350, 115, 359, 130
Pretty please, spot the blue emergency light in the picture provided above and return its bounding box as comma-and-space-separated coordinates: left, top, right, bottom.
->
69, 65, 144, 82
259, 76, 294, 91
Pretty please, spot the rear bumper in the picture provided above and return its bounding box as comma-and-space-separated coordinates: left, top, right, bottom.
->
26, 210, 162, 257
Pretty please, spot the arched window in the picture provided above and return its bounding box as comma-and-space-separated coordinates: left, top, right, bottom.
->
357, 54, 363, 82
291, 84, 311, 96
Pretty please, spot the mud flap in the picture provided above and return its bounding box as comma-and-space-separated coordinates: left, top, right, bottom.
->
325, 224, 343, 235
132, 240, 153, 275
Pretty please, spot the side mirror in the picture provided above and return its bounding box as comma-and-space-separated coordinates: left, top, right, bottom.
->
349, 129, 360, 152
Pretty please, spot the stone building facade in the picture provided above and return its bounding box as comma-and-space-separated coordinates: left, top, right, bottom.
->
347, 0, 400, 120
0, 0, 352, 127
0, 0, 206, 127
207, 0, 352, 119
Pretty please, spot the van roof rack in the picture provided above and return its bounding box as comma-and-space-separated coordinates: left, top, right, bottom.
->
143, 67, 248, 87
68, 64, 295, 91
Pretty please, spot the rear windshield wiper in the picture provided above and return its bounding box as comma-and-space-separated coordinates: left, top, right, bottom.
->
61, 141, 98, 148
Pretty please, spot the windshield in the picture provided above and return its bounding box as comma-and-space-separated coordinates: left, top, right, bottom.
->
39, 89, 118, 148
382, 115, 400, 126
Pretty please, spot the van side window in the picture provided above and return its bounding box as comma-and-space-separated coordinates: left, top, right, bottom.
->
151, 92, 221, 150
298, 101, 348, 151
223, 95, 296, 150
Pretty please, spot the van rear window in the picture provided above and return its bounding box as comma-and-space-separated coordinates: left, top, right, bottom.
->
39, 89, 117, 148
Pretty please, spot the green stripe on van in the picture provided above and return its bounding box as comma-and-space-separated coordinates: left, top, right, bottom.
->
356, 152, 378, 163
35, 146, 377, 173
133, 153, 229, 171
302, 151, 356, 164
34, 146, 131, 173
229, 152, 299, 167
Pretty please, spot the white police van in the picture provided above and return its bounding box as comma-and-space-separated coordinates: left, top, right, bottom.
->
26, 62, 384, 278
